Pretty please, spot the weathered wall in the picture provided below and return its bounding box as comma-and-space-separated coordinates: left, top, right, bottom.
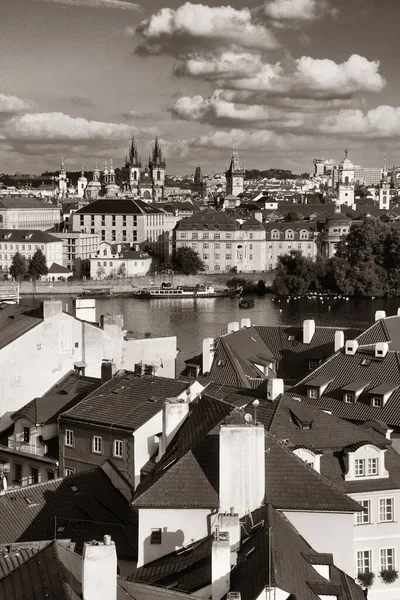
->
16, 270, 274, 296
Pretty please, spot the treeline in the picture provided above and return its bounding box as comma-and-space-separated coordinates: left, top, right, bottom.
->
245, 169, 309, 180
272, 218, 400, 297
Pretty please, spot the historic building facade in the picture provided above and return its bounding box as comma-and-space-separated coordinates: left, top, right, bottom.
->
124, 137, 166, 201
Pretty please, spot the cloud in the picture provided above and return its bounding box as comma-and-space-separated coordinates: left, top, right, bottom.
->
123, 109, 160, 120
0, 94, 34, 114
135, 2, 278, 55
188, 128, 313, 152
70, 95, 94, 107
174, 51, 264, 80
3, 112, 134, 142
319, 105, 400, 138
176, 53, 385, 101
35, 0, 140, 11
263, 0, 335, 25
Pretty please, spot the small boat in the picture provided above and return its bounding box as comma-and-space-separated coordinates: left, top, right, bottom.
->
131, 285, 243, 299
239, 298, 255, 309
79, 288, 113, 299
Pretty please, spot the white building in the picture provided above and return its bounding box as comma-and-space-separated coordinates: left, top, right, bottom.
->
90, 241, 152, 279
0, 229, 63, 277
337, 150, 355, 208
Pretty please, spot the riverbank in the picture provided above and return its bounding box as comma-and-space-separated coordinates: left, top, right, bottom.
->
16, 271, 274, 296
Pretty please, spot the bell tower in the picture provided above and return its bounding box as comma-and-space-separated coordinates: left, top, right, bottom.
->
126, 135, 141, 193
149, 137, 166, 201
337, 149, 355, 208
225, 148, 245, 197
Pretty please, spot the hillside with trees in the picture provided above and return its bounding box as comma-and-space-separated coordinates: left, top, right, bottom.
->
245, 169, 309, 180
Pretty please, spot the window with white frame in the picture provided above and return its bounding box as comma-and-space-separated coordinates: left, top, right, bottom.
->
367, 457, 378, 476
357, 550, 371, 573
65, 468, 75, 476
380, 548, 395, 571
372, 396, 382, 407
355, 459, 365, 477
65, 430, 74, 447
92, 436, 102, 454
114, 440, 124, 458
307, 388, 318, 399
379, 498, 394, 522
356, 500, 371, 524
344, 393, 355, 403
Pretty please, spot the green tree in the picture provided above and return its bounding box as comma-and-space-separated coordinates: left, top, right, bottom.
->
172, 247, 206, 275
9, 252, 26, 281
28, 248, 48, 279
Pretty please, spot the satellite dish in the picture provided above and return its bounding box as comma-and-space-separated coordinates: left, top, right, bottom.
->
244, 413, 253, 423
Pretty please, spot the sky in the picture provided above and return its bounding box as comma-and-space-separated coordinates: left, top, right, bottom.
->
1, 0, 400, 175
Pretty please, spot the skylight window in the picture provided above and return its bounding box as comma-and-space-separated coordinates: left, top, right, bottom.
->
24, 497, 34, 506
288, 335, 295, 342
361, 359, 371, 366
70, 485, 79, 493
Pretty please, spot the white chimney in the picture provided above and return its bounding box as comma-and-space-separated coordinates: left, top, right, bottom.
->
334, 330, 345, 352
74, 297, 97, 323
303, 319, 315, 344
157, 398, 189, 461
202, 337, 215, 374
267, 378, 284, 401
397, 308, 400, 317
212, 530, 230, 600
375, 342, 389, 358
82, 536, 117, 600
240, 318, 251, 329
345, 340, 358, 355
227, 322, 240, 334
375, 310, 386, 322
219, 424, 265, 517
219, 509, 240, 566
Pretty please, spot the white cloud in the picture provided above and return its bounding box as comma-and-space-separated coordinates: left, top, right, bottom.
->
135, 2, 278, 54
0, 94, 34, 114
3, 112, 133, 141
264, 0, 334, 25
319, 105, 400, 138
35, 0, 140, 11
174, 51, 264, 80
189, 128, 312, 152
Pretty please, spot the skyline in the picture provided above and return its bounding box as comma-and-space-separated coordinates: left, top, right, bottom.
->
1, 0, 400, 174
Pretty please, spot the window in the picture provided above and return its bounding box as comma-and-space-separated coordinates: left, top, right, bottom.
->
367, 458, 378, 476
14, 463, 22, 483
345, 393, 355, 403
214, 233, 220, 240
356, 500, 371, 524
226, 254, 232, 260
249, 254, 253, 260
203, 255, 209, 260
192, 233, 198, 240
23, 427, 30, 443
355, 459, 365, 477
226, 242, 232, 249
357, 550, 371, 573
308, 361, 318, 370
307, 388, 318, 399
30, 467, 39, 485
65, 468, 75, 476
203, 242, 209, 249
372, 397, 382, 407
65, 430, 74, 447
379, 498, 394, 522
92, 436, 102, 454
150, 529, 162, 544
47, 471, 55, 480
380, 548, 395, 571
214, 243, 220, 249
203, 232, 209, 239
114, 440, 124, 458
180, 232, 187, 239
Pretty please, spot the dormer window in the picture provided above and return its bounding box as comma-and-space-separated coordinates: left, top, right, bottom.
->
344, 393, 355, 403
308, 388, 318, 399
345, 443, 388, 481
293, 447, 322, 473
372, 397, 382, 408
305, 376, 333, 399
342, 380, 369, 403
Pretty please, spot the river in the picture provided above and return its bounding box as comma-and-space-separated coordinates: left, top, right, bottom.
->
47, 294, 400, 374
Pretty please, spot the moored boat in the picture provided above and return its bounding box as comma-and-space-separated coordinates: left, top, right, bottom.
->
131, 285, 242, 299
239, 298, 255, 309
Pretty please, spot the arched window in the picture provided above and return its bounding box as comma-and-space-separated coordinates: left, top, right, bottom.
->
344, 176, 349, 184
103, 249, 107, 256
0, 216, 3, 223
157, 171, 161, 181
143, 190, 151, 199
133, 171, 137, 181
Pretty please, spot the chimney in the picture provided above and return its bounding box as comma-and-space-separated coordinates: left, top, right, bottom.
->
227, 322, 240, 334
375, 310, 386, 322
267, 378, 284, 401
303, 319, 315, 344
334, 330, 345, 352
254, 212, 263, 223
240, 318, 251, 329
212, 529, 230, 600
219, 423, 265, 517
227, 594, 241, 600
157, 398, 190, 461
101, 359, 116, 384
42, 300, 63, 320
82, 535, 117, 600
100, 313, 124, 332
375, 342, 389, 358
345, 340, 358, 355
74, 298, 97, 323
202, 337, 215, 374
219, 508, 240, 566
134, 363, 145, 378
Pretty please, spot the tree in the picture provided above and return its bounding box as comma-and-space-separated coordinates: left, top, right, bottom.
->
117, 263, 126, 278
172, 247, 205, 275
285, 211, 301, 222
28, 248, 48, 279
10, 252, 26, 281
271, 251, 316, 296
335, 218, 389, 266
96, 265, 105, 279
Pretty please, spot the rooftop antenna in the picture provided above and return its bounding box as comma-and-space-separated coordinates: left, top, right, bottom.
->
253, 399, 259, 424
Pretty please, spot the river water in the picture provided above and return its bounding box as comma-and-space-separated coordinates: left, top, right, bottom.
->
53, 294, 400, 374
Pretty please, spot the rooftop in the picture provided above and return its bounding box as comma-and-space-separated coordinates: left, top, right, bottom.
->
0, 197, 59, 210
0, 303, 43, 352
75, 198, 164, 216
61, 371, 190, 430
0, 229, 61, 243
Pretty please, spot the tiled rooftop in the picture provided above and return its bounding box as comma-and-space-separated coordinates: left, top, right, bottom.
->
75, 198, 164, 215
0, 303, 43, 352
61, 372, 189, 430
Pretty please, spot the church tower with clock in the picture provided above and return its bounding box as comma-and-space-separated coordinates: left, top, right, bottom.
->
225, 148, 245, 197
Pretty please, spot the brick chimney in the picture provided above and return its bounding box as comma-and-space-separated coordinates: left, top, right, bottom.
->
219, 423, 265, 517
82, 535, 117, 600
157, 398, 190, 461
101, 359, 116, 384
212, 529, 230, 600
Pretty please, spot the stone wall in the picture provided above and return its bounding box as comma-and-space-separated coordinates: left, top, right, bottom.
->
16, 271, 274, 296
